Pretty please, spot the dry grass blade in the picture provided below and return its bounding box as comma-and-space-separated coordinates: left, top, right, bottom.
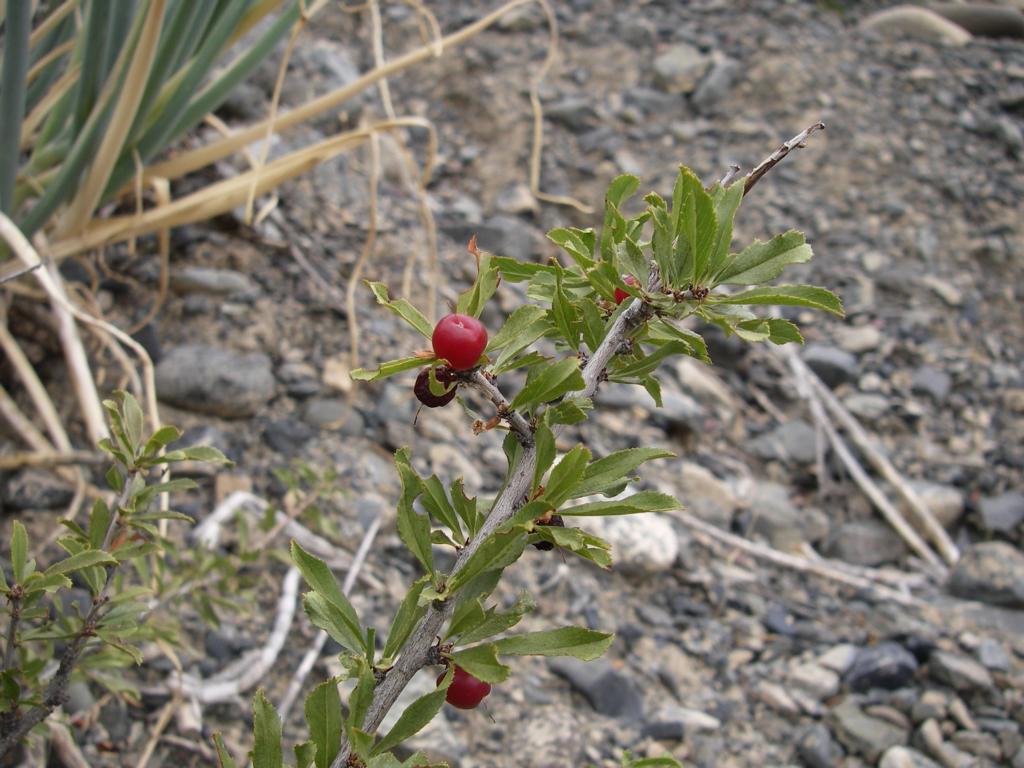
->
21, 64, 82, 149
27, 0, 79, 49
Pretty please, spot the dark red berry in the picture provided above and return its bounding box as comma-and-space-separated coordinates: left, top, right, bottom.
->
413, 367, 458, 408
531, 514, 565, 551
614, 275, 641, 304
437, 666, 491, 709
432, 314, 488, 371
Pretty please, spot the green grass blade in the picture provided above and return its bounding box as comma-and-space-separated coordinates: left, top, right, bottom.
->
0, 0, 33, 215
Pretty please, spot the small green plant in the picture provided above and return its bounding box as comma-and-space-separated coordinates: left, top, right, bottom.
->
0, 392, 229, 755
233, 154, 841, 767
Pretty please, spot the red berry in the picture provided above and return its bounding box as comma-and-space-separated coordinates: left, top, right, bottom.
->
437, 666, 491, 710
413, 367, 458, 408
431, 314, 488, 371
614, 275, 641, 305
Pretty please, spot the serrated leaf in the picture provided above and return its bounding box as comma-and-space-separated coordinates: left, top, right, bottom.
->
573, 448, 675, 498
11, 521, 29, 584
121, 391, 145, 455
212, 733, 238, 768
142, 425, 182, 457
446, 531, 525, 596
716, 230, 812, 286
45, 549, 117, 577
450, 479, 483, 539
606, 174, 640, 210
420, 476, 464, 545
303, 593, 365, 656
733, 319, 771, 342
382, 576, 428, 663
351, 356, 429, 382
369, 685, 448, 757
609, 341, 689, 380
450, 643, 511, 684
509, 358, 584, 411
547, 227, 596, 270
457, 593, 534, 645
533, 525, 613, 569
22, 572, 72, 595
486, 305, 547, 353
493, 627, 613, 660
713, 284, 844, 316
294, 742, 317, 768
367, 281, 433, 337
551, 271, 580, 351
644, 320, 711, 364
394, 450, 434, 578
251, 689, 283, 768
304, 679, 342, 768
532, 423, 556, 495
562, 491, 681, 517
456, 250, 500, 319
579, 298, 607, 353
544, 445, 591, 508
546, 397, 593, 426
767, 318, 804, 345
290, 542, 356, 624
706, 181, 744, 280
180, 445, 231, 464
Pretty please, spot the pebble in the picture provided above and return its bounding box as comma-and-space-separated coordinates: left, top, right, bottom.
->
930, 3, 1024, 40
691, 53, 739, 112
651, 43, 711, 94
913, 690, 949, 723
977, 491, 1024, 533
755, 680, 801, 715
818, 644, 860, 675
171, 266, 259, 297
844, 392, 891, 421
836, 324, 883, 353
845, 642, 919, 692
911, 366, 953, 404
577, 511, 678, 574
789, 662, 841, 700
879, 746, 944, 768
831, 697, 909, 762
902, 481, 964, 530
947, 541, 1024, 608
802, 344, 859, 388
672, 461, 736, 529
859, 6, 972, 46
748, 420, 818, 464
155, 345, 275, 418
825, 520, 909, 567
976, 638, 1011, 672
746, 481, 829, 549
1, 469, 74, 511
797, 723, 843, 768
928, 650, 994, 692
548, 657, 644, 720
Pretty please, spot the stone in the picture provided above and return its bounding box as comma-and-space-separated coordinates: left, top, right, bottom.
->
171, 267, 259, 297
748, 420, 818, 464
928, 650, 994, 692
977, 491, 1024, 533
930, 3, 1024, 39
495, 183, 538, 216
859, 6, 973, 45
879, 746, 943, 768
950, 730, 1002, 760
2, 469, 75, 510
156, 345, 275, 418
802, 344, 859, 388
548, 657, 644, 720
902, 481, 964, 530
843, 393, 891, 421
911, 366, 953, 404
947, 541, 1024, 608
507, 704, 586, 766
912, 690, 949, 723
825, 520, 908, 567
672, 461, 736, 529
976, 638, 1011, 671
263, 419, 314, 453
644, 704, 720, 741
831, 697, 909, 761
691, 53, 739, 111
64, 680, 96, 714
789, 662, 841, 700
652, 43, 711, 94
797, 723, 843, 768
755, 680, 801, 715
576, 509, 678, 574
442, 215, 535, 261
836, 324, 883, 353
844, 642, 919, 692
303, 398, 355, 430
817, 644, 860, 675
747, 482, 829, 548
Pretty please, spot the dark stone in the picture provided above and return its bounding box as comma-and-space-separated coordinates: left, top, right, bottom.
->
977, 492, 1024, 533
947, 541, 1024, 608
548, 657, 644, 720
844, 642, 919, 692
155, 345, 275, 418
263, 419, 314, 453
543, 96, 599, 132
803, 344, 859, 388
798, 723, 844, 768
641, 720, 686, 741
2, 469, 74, 511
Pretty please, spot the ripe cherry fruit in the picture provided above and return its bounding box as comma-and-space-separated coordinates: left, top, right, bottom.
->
614, 275, 641, 305
432, 314, 488, 371
437, 665, 492, 710
413, 366, 458, 408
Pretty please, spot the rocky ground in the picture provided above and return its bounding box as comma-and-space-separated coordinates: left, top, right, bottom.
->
2, 1, 1024, 766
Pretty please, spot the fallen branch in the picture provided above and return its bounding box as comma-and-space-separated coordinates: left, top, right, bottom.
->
744, 121, 826, 196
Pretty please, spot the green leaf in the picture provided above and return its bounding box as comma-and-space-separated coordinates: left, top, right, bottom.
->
212, 733, 238, 768
456, 250, 500, 319
141, 425, 181, 457
420, 476, 464, 545
712, 284, 845, 316
493, 627, 613, 660
22, 572, 72, 596
550, 271, 580, 351
446, 531, 525, 596
706, 181, 744, 280
304, 679, 342, 768
579, 299, 607, 353
573, 448, 675, 498
672, 166, 716, 289
294, 742, 316, 768
610, 341, 690, 381
121, 391, 145, 455
767, 318, 804, 345
88, 499, 111, 550
605, 174, 640, 210
450, 479, 483, 539
544, 445, 591, 507
346, 663, 376, 734
645, 321, 710, 364
351, 356, 429, 382
382, 576, 428, 663
561, 491, 682, 517
251, 689, 283, 768
546, 397, 593, 426
642, 375, 663, 407
532, 423, 556, 495
303, 593, 365, 657
450, 643, 511, 684
370, 685, 448, 757
179, 445, 231, 464
547, 227, 596, 269
11, 521, 30, 583
367, 282, 433, 338
290, 542, 358, 628
533, 525, 613, 569
45, 549, 117, 577
486, 305, 547, 353
457, 593, 535, 645
509, 358, 584, 411
716, 230, 812, 286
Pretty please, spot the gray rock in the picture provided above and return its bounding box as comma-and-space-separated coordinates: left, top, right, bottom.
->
803, 344, 859, 388
797, 723, 843, 768
543, 96, 599, 132
911, 366, 952, 404
171, 267, 259, 297
790, 662, 841, 700
576, 510, 678, 574
911, 690, 949, 723
263, 419, 313, 453
548, 657, 644, 720
691, 53, 739, 111
748, 420, 818, 464
947, 541, 1024, 608
747, 482, 829, 548
859, 6, 972, 45
950, 729, 1002, 761
672, 461, 736, 529
978, 491, 1024, 533
976, 638, 1011, 671
442, 215, 535, 260
831, 697, 909, 761
2, 469, 74, 511
928, 650, 994, 692
836, 324, 883, 353
982, 114, 1024, 157
64, 680, 96, 714
99, 696, 130, 742
643, 705, 720, 741
879, 746, 943, 768
930, 3, 1024, 39
825, 520, 908, 567
843, 393, 891, 421
303, 397, 359, 432
652, 43, 711, 94
902, 481, 964, 530
844, 642, 919, 692
156, 345, 275, 418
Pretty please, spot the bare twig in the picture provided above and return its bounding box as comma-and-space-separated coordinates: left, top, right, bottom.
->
744, 121, 825, 196
718, 164, 742, 187
0, 262, 40, 285
465, 370, 534, 446
674, 509, 920, 606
